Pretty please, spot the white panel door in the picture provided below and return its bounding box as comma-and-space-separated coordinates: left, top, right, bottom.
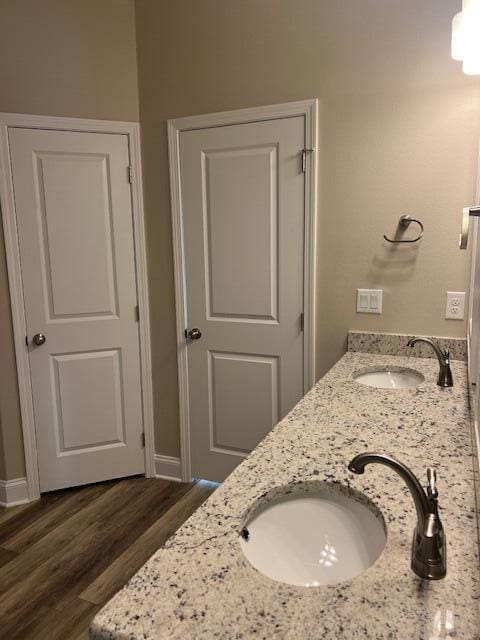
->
9, 128, 144, 492
180, 116, 305, 481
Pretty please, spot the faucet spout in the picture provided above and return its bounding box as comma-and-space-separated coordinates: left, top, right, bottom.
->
348, 453, 430, 523
348, 453, 446, 580
406, 337, 453, 387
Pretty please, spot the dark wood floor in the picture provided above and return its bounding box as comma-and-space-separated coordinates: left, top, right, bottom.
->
0, 477, 216, 640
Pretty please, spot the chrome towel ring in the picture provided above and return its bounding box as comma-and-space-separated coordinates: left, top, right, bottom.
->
384, 215, 424, 244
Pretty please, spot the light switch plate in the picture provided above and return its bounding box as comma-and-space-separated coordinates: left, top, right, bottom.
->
445, 291, 465, 320
357, 289, 383, 314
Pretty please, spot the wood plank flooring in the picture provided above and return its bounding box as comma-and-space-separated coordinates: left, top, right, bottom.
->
0, 477, 216, 640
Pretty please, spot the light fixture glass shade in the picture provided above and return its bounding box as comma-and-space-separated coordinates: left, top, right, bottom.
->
451, 12, 464, 61
463, 0, 480, 74
451, 0, 480, 75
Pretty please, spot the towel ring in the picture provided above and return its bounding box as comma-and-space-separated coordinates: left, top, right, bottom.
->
384, 215, 424, 244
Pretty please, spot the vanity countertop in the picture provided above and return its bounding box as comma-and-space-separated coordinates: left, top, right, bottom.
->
90, 351, 480, 639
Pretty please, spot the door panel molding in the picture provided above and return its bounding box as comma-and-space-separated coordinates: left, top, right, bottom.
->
0, 113, 155, 501
202, 144, 279, 323
34, 151, 120, 320
207, 350, 279, 456
168, 99, 318, 482
51, 348, 126, 453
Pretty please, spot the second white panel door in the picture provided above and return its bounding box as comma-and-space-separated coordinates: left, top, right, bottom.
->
179, 116, 305, 482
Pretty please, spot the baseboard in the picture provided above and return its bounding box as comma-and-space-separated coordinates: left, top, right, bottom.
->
154, 455, 182, 482
0, 477, 29, 507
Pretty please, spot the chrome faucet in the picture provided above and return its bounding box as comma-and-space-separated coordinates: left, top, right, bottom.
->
407, 337, 453, 387
348, 453, 446, 580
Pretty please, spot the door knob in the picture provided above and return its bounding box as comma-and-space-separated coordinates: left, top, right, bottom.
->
32, 333, 46, 346
185, 327, 202, 341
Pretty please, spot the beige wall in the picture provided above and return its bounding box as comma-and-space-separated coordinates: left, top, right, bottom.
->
135, 0, 480, 457
0, 0, 139, 480
318, 88, 480, 369
0, 0, 139, 121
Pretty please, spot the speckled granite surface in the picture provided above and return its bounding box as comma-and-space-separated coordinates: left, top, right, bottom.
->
348, 330, 467, 361
91, 352, 479, 640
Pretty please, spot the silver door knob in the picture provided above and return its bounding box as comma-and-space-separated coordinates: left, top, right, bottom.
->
32, 333, 46, 346
186, 328, 202, 341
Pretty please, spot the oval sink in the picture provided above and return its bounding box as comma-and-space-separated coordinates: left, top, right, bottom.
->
353, 366, 424, 389
239, 482, 386, 587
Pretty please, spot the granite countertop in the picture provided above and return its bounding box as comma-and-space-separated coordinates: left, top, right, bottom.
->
91, 351, 479, 640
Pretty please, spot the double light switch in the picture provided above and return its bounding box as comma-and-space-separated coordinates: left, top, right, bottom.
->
357, 289, 383, 314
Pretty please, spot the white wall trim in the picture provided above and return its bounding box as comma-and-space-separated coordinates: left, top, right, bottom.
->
154, 455, 182, 482
168, 99, 318, 482
0, 112, 155, 501
0, 477, 29, 507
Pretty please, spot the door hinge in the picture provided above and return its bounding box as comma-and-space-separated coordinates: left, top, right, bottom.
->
135, 304, 139, 322
127, 166, 133, 184
141, 432, 145, 448
301, 148, 315, 173
300, 312, 304, 332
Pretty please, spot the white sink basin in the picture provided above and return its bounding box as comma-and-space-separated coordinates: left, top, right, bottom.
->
239, 482, 386, 587
353, 366, 424, 389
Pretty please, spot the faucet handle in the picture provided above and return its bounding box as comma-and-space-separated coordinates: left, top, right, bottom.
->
426, 467, 438, 500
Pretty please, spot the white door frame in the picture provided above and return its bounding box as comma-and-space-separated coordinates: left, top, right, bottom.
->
168, 99, 318, 482
0, 112, 155, 501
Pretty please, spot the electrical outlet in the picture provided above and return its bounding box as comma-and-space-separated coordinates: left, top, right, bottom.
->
445, 291, 466, 320
357, 289, 383, 314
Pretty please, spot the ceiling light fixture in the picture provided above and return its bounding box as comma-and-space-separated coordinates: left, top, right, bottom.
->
451, 0, 480, 75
